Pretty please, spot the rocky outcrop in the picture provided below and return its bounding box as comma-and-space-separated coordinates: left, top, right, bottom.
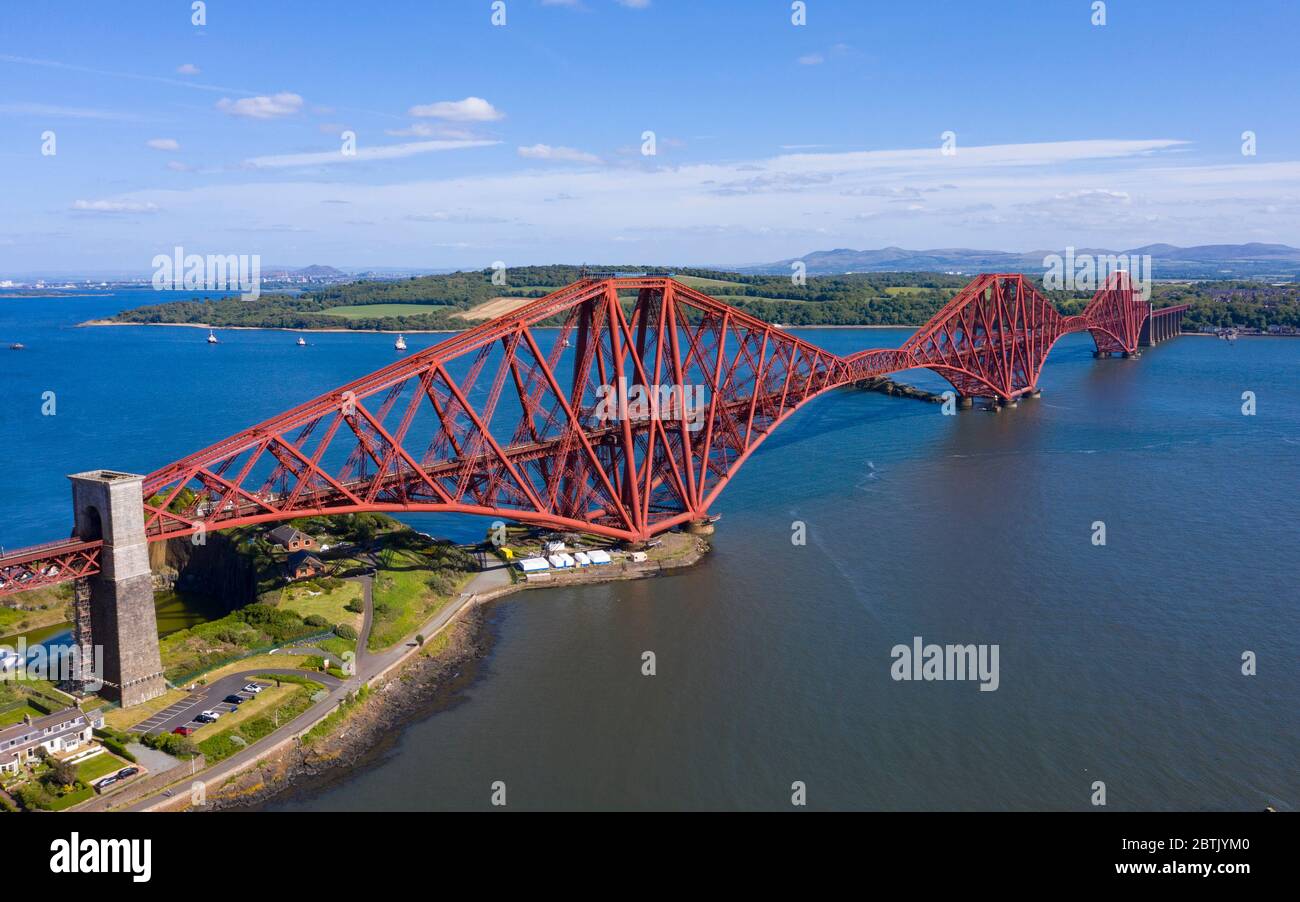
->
852, 376, 946, 403
149, 533, 259, 612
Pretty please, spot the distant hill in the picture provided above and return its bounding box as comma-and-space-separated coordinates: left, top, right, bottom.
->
294, 264, 347, 278
743, 243, 1300, 279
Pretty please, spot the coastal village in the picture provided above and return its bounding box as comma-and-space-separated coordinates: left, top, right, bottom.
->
0, 514, 708, 812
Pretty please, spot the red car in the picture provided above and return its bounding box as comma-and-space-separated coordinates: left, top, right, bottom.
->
172, 725, 196, 736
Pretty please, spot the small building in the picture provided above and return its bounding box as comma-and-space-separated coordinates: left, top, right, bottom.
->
516, 557, 549, 573
587, 550, 612, 565
573, 552, 591, 566
544, 541, 566, 554
268, 525, 319, 552
0, 707, 103, 775
629, 551, 649, 563
286, 550, 326, 581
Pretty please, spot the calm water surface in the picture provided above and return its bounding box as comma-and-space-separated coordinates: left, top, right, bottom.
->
1, 291, 1296, 810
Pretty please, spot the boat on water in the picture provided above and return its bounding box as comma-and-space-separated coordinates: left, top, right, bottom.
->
296, 336, 307, 346
394, 334, 407, 351
9, 343, 24, 351
207, 330, 219, 344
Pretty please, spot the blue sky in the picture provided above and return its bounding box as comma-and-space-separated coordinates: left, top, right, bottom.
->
2, 0, 1298, 274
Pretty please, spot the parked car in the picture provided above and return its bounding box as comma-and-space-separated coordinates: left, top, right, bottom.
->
116, 767, 140, 779
172, 725, 195, 736
243, 683, 264, 694
195, 710, 220, 723
223, 694, 245, 705
95, 776, 118, 791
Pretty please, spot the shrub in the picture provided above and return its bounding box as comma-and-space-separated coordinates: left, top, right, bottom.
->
333, 623, 358, 640
141, 732, 198, 759
344, 598, 364, 614
304, 614, 330, 628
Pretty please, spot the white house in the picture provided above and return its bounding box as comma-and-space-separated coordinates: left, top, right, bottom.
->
0, 707, 104, 775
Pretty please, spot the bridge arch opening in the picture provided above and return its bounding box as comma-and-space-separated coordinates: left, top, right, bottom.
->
78, 505, 104, 543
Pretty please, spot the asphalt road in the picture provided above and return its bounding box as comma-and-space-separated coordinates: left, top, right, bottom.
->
119, 559, 513, 811
132, 668, 343, 736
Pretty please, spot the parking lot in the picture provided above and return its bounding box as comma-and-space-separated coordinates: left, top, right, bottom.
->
130, 677, 272, 736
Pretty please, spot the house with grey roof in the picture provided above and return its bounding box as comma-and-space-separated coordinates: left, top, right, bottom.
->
268, 525, 319, 552
0, 707, 104, 775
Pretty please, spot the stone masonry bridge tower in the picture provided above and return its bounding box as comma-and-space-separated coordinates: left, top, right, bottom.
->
69, 471, 166, 707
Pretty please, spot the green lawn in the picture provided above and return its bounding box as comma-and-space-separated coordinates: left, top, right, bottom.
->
76, 751, 130, 783
367, 549, 473, 650
46, 785, 95, 810
278, 580, 363, 631
320, 304, 449, 319
0, 702, 46, 727
197, 683, 319, 763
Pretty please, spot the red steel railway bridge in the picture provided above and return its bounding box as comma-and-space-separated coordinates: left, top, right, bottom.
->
0, 271, 1185, 703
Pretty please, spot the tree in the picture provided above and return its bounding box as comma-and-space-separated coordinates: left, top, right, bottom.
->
48, 756, 77, 788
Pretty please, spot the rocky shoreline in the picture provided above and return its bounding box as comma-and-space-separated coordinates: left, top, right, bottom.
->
199, 534, 710, 810
205, 605, 494, 810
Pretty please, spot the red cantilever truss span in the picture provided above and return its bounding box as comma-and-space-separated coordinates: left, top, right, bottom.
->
0, 272, 1185, 595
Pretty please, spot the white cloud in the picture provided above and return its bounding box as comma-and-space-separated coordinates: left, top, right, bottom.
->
166, 161, 192, 172
408, 97, 503, 121
176, 63, 200, 75
616, 0, 652, 7
48, 137, 1300, 268
71, 199, 159, 214
146, 138, 181, 151
216, 92, 304, 119
518, 144, 602, 164
243, 138, 499, 169
798, 53, 824, 65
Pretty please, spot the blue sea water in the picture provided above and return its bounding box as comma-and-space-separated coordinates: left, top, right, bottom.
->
1, 290, 1296, 810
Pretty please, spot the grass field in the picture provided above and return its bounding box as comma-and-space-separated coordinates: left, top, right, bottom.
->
367, 549, 473, 650
675, 275, 745, 289
278, 580, 363, 632
452, 295, 538, 321
320, 303, 449, 319
191, 683, 296, 742
76, 751, 129, 783
0, 702, 47, 727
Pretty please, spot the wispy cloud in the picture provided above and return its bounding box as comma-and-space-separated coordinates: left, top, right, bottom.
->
0, 54, 254, 95
243, 138, 499, 169
71, 199, 159, 214
518, 144, 602, 164
42, 138, 1300, 267
176, 63, 200, 75
146, 138, 181, 151
0, 102, 142, 121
